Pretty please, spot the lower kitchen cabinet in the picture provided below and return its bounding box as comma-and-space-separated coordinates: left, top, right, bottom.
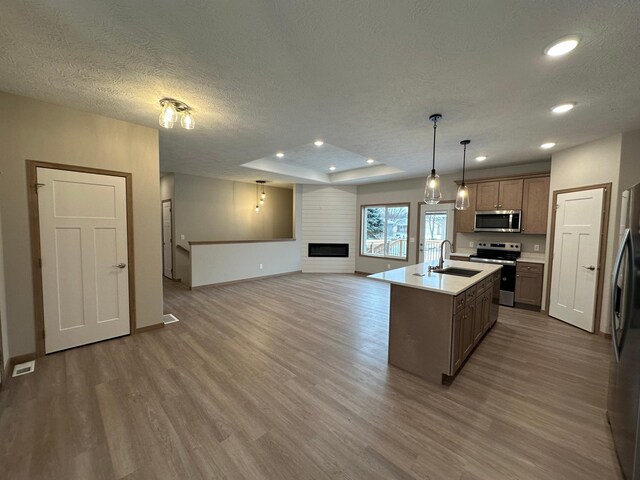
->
515, 262, 544, 308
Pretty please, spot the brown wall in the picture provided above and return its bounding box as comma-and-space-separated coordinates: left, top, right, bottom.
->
0, 92, 163, 357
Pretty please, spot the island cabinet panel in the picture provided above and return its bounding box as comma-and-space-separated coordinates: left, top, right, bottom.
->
387, 284, 455, 383
473, 294, 485, 344
462, 303, 475, 359
452, 310, 464, 372
455, 183, 477, 233
482, 288, 492, 331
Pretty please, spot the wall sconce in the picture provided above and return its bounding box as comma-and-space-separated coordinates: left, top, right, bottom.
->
159, 97, 195, 130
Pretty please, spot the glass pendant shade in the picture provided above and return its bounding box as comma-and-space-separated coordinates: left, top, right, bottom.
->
159, 102, 178, 128
455, 184, 470, 210
255, 205, 260, 213
181, 110, 195, 129
424, 170, 441, 204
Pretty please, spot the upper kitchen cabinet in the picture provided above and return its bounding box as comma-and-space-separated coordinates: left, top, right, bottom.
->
476, 179, 523, 210
455, 183, 477, 233
521, 176, 550, 234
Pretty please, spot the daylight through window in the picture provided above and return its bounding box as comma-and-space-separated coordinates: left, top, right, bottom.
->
361, 204, 409, 259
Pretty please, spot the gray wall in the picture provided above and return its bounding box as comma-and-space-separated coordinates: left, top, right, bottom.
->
0, 92, 163, 357
0, 207, 8, 373
356, 161, 551, 273
620, 129, 640, 192
169, 173, 294, 282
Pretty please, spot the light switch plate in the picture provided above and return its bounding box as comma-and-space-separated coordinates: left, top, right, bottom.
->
534, 244, 540, 251
469, 241, 474, 248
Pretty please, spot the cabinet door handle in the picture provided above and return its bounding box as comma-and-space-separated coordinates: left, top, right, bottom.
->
516, 274, 520, 277
494, 204, 498, 208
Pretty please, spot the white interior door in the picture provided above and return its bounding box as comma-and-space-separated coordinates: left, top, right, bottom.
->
549, 188, 604, 332
37, 168, 130, 353
162, 201, 172, 278
419, 203, 454, 263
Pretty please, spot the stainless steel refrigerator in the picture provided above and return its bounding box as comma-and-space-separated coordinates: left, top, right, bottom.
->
608, 183, 640, 479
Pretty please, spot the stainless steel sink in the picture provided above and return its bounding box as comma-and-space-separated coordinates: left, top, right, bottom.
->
431, 267, 481, 277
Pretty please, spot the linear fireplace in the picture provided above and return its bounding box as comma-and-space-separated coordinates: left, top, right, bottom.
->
308, 243, 349, 258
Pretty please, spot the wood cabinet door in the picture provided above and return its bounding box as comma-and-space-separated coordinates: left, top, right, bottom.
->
455, 183, 477, 233
476, 182, 500, 210
473, 294, 485, 343
462, 304, 475, 359
498, 179, 524, 210
515, 272, 543, 306
521, 177, 550, 234
452, 310, 464, 372
483, 289, 492, 331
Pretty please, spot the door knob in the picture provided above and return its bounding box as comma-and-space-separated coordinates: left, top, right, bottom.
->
113, 263, 126, 269
582, 265, 596, 271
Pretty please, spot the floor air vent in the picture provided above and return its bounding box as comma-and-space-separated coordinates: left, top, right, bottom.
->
13, 360, 35, 377
163, 313, 180, 324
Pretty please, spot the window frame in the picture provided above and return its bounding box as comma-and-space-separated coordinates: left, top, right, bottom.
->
359, 202, 411, 261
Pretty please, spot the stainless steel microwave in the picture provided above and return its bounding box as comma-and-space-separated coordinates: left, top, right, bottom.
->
474, 210, 521, 232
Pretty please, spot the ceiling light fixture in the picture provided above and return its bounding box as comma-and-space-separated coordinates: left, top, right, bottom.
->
276, 152, 284, 158
544, 35, 580, 57
329, 166, 336, 171
551, 102, 576, 114
424, 113, 442, 205
455, 140, 471, 211
475, 155, 487, 161
159, 98, 195, 130
314, 140, 324, 146
540, 142, 556, 149
366, 158, 375, 164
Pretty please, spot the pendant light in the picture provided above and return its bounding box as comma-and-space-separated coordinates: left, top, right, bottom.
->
255, 182, 261, 213
256, 180, 266, 206
455, 140, 471, 210
424, 114, 442, 205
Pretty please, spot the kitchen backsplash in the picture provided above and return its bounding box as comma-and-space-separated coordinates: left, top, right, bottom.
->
456, 232, 546, 254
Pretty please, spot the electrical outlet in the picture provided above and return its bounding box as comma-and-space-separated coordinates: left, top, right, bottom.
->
534, 244, 540, 252
387, 264, 391, 269
469, 241, 474, 248
180, 234, 185, 240
259, 263, 263, 270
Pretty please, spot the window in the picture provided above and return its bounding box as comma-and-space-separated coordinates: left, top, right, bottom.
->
361, 204, 409, 259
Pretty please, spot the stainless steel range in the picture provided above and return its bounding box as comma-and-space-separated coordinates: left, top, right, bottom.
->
469, 242, 521, 307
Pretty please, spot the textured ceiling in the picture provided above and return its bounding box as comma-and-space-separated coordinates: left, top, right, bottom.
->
1, 1, 640, 185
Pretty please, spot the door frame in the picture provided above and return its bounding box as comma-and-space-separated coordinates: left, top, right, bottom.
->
26, 160, 136, 357
415, 200, 455, 264
161, 199, 174, 279
545, 183, 611, 333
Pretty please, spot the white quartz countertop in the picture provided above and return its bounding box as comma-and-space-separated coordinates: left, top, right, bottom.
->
368, 260, 502, 296
517, 255, 546, 265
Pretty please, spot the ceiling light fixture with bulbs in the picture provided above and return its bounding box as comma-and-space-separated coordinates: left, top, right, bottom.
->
551, 102, 576, 114
540, 142, 556, 150
424, 114, 443, 205
158, 97, 195, 130
455, 140, 471, 211
544, 35, 581, 57
255, 180, 266, 212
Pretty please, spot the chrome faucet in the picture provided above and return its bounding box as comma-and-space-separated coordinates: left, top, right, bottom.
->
437, 240, 454, 270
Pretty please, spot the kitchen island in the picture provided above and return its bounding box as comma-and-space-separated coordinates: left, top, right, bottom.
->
369, 260, 501, 384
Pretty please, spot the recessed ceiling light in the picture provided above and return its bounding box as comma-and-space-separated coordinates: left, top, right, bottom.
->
544, 35, 580, 57
475, 156, 487, 161
366, 158, 374, 164
329, 166, 336, 171
551, 102, 576, 114
276, 152, 284, 158
540, 142, 556, 149
314, 140, 324, 146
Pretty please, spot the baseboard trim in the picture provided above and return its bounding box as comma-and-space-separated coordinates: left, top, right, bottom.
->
599, 331, 612, 339
514, 302, 542, 312
354, 271, 371, 276
135, 323, 165, 334
190, 270, 303, 290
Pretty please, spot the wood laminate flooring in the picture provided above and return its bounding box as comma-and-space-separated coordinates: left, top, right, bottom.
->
0, 273, 621, 479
